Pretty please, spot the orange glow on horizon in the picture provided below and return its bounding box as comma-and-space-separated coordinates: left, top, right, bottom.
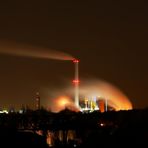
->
51, 96, 80, 112
79, 80, 133, 111
58, 96, 70, 106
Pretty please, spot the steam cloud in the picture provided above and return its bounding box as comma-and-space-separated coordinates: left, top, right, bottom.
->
47, 79, 133, 111
0, 40, 74, 60
0, 41, 132, 111
79, 79, 133, 111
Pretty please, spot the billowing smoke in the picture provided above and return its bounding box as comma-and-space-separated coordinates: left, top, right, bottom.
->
0, 40, 73, 60
47, 79, 133, 111
79, 79, 133, 111
0, 40, 132, 111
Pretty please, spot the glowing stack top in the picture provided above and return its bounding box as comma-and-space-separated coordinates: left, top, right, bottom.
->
73, 59, 79, 63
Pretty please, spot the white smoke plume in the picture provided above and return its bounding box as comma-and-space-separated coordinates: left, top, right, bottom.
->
0, 40, 74, 60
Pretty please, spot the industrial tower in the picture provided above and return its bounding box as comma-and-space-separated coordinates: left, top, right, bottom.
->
36, 92, 40, 110
73, 59, 79, 108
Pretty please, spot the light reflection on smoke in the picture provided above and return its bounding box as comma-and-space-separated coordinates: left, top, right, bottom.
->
79, 79, 133, 110
51, 96, 79, 112
48, 79, 133, 112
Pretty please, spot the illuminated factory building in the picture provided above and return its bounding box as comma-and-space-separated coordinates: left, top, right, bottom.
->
72, 59, 109, 112
97, 99, 105, 113
79, 97, 108, 113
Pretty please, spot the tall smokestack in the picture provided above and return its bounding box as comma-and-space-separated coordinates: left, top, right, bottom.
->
73, 59, 79, 108
36, 92, 40, 110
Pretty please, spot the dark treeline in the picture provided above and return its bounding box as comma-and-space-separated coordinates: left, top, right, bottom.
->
0, 108, 148, 147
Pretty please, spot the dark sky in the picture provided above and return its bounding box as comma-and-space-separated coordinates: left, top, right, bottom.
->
0, 0, 147, 109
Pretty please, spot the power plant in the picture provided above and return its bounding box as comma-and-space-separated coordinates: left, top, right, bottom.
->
30, 58, 110, 113
79, 97, 108, 113
72, 59, 108, 113
71, 59, 109, 112
0, 41, 132, 112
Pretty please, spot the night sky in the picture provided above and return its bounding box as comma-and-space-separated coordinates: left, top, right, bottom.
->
0, 1, 147, 109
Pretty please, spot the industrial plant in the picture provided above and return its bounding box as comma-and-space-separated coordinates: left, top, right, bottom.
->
72, 59, 109, 113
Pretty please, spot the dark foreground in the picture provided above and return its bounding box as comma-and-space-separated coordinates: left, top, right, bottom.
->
0, 108, 148, 148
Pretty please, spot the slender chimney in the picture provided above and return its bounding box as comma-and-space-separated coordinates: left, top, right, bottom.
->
73, 59, 79, 108
36, 92, 40, 110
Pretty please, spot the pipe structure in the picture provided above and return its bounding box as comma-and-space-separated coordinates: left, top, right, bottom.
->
73, 59, 79, 108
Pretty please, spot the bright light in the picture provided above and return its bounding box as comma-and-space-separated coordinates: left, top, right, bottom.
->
19, 110, 23, 114
100, 123, 104, 127
73, 59, 79, 63
51, 96, 80, 112
73, 80, 80, 84
55, 96, 72, 110
0, 110, 8, 114
78, 79, 133, 111
59, 97, 70, 106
